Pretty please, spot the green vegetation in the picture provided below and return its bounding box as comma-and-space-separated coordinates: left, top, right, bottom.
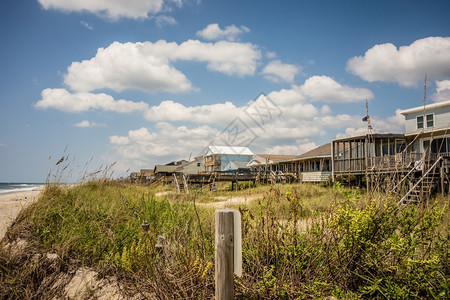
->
1, 180, 448, 299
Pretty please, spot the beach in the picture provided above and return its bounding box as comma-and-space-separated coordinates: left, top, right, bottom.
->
0, 187, 43, 240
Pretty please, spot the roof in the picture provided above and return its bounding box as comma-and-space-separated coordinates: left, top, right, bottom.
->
230, 161, 251, 169
154, 165, 178, 173
255, 154, 298, 161
165, 159, 188, 166
399, 100, 450, 115
332, 133, 405, 143
205, 145, 254, 156
296, 143, 331, 159
140, 169, 154, 176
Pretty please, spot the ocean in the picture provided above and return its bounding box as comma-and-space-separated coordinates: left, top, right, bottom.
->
0, 182, 45, 194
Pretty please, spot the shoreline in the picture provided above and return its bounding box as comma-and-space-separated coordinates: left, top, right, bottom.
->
0, 186, 44, 241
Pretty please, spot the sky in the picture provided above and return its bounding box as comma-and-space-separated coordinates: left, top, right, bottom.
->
0, 0, 449, 183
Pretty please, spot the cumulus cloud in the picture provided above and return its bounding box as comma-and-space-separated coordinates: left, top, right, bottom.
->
64, 40, 261, 93
335, 109, 405, 139
74, 120, 106, 127
35, 88, 149, 113
300, 75, 374, 103
143, 100, 238, 125
431, 80, 450, 102
35, 88, 241, 126
38, 0, 170, 20
264, 142, 317, 155
109, 124, 217, 168
347, 37, 450, 87
36, 75, 397, 167
196, 24, 250, 41
64, 42, 192, 93
261, 60, 300, 83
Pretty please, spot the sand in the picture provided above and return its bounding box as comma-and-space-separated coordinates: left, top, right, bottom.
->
0, 188, 43, 240
198, 194, 262, 208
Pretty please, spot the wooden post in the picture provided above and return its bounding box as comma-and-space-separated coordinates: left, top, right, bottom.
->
215, 209, 234, 300
440, 161, 444, 196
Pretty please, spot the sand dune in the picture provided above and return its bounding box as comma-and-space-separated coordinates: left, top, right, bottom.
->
0, 188, 43, 240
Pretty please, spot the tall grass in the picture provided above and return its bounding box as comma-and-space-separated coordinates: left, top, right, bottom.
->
1, 180, 448, 299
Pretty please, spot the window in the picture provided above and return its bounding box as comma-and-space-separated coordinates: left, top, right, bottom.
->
417, 116, 424, 129
426, 114, 434, 127
431, 138, 448, 154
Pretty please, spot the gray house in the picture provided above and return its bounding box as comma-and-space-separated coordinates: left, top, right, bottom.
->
400, 100, 450, 155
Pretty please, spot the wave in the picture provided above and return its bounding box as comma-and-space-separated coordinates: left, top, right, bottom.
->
0, 183, 45, 195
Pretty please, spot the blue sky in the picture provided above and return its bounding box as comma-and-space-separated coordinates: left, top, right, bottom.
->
1, 0, 449, 182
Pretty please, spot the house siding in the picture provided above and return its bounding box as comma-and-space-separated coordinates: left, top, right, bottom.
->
404, 105, 450, 135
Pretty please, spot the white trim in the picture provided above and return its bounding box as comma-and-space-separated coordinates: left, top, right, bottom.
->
400, 100, 450, 115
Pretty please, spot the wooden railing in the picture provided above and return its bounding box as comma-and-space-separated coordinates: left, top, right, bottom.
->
334, 152, 449, 174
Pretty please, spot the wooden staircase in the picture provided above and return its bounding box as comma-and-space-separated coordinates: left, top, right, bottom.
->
398, 156, 442, 205
173, 173, 189, 194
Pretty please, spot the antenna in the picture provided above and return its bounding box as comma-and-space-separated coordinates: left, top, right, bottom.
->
364, 99, 372, 134
422, 73, 427, 133
424, 73, 427, 108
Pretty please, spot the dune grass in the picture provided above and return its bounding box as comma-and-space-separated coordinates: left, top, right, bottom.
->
1, 179, 448, 299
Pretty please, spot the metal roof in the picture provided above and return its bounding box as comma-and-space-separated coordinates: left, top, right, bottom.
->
205, 145, 254, 156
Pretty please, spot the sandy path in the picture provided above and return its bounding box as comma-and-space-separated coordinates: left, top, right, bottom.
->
0, 188, 43, 240
198, 194, 262, 208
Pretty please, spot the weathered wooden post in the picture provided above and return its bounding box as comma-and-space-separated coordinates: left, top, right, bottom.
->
215, 209, 242, 300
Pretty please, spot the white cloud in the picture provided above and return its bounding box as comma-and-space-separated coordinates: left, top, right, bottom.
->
143, 100, 238, 125
267, 87, 305, 105
154, 15, 177, 27
300, 75, 374, 103
335, 127, 368, 139
196, 23, 250, 41
261, 60, 300, 83
37, 75, 390, 167
38, 0, 168, 20
347, 37, 450, 87
74, 120, 106, 127
264, 142, 317, 155
431, 80, 450, 102
64, 41, 193, 93
64, 40, 261, 93
35, 88, 149, 113
80, 21, 93, 30
336, 109, 405, 139
109, 124, 217, 168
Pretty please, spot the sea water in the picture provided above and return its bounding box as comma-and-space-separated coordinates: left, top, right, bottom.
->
0, 182, 45, 194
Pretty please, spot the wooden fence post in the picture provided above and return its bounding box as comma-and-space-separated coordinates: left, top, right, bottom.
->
215, 209, 234, 299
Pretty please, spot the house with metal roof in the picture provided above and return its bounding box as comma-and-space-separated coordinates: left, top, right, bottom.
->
204, 145, 254, 172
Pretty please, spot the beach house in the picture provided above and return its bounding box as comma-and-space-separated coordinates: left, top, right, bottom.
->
203, 145, 254, 172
